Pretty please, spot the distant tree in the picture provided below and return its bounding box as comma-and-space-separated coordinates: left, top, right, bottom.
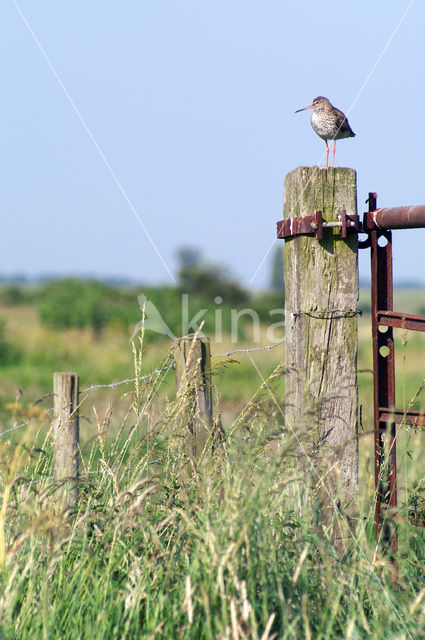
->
176, 247, 249, 305
270, 245, 284, 291
176, 247, 202, 272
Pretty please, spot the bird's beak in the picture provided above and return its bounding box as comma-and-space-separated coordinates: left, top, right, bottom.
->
295, 104, 313, 113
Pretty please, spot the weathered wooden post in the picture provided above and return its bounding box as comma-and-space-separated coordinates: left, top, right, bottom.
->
173, 334, 213, 466
53, 372, 79, 508
283, 166, 359, 548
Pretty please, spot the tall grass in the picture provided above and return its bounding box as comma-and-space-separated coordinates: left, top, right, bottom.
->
1, 336, 425, 639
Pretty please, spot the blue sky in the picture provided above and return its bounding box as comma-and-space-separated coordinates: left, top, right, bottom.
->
1, 1, 424, 288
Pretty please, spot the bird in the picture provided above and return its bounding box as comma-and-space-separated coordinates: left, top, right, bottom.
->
295, 96, 355, 168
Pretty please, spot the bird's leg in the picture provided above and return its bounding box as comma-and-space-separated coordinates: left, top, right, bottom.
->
332, 140, 336, 167
325, 140, 329, 168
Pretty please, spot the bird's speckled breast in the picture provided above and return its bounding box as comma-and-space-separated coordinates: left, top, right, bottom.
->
311, 111, 337, 140
311, 110, 353, 141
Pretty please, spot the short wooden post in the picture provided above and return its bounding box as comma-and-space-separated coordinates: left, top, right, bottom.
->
173, 335, 213, 465
53, 372, 79, 508
283, 166, 359, 549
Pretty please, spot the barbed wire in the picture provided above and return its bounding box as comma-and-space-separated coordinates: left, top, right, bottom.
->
0, 408, 54, 439
0, 365, 173, 436
0, 418, 39, 438
212, 338, 285, 359
80, 364, 174, 394
1, 342, 284, 436
292, 309, 362, 319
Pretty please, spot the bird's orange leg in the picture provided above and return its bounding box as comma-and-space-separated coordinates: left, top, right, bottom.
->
332, 141, 336, 167
325, 140, 329, 168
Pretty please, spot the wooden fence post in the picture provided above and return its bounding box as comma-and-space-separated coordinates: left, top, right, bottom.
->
53, 372, 79, 508
173, 334, 213, 466
283, 166, 359, 549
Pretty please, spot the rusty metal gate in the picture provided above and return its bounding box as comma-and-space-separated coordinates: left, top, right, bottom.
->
363, 194, 425, 548
277, 192, 425, 547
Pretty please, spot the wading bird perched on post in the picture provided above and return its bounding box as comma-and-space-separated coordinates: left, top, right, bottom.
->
295, 96, 355, 168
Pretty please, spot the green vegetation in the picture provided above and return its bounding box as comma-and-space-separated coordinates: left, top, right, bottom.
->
29, 277, 281, 343
0, 317, 22, 366
1, 281, 425, 638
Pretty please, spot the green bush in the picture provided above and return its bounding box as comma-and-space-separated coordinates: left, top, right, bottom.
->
0, 317, 22, 366
0, 285, 25, 305
38, 279, 110, 334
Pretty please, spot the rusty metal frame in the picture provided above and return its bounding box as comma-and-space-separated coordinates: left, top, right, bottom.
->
365, 194, 425, 546
276, 195, 425, 548
277, 209, 359, 241
367, 193, 398, 549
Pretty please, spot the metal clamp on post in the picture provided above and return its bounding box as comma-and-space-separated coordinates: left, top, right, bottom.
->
276, 210, 359, 241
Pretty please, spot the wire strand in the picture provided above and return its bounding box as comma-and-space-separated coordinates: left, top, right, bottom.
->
0, 409, 54, 439
80, 364, 174, 394
1, 343, 283, 437
212, 338, 285, 359
292, 309, 361, 319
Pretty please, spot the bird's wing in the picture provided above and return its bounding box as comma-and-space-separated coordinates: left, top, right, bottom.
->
335, 108, 355, 136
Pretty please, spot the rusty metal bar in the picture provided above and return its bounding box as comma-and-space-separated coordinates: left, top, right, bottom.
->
365, 205, 425, 230
377, 311, 425, 332
379, 408, 425, 427
369, 192, 398, 551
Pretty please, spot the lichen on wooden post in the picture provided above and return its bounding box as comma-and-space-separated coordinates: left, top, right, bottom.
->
173, 334, 213, 467
283, 166, 359, 549
53, 372, 79, 509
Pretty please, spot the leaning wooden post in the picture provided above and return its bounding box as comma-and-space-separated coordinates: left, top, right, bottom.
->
53, 372, 79, 508
283, 166, 359, 549
173, 334, 213, 466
